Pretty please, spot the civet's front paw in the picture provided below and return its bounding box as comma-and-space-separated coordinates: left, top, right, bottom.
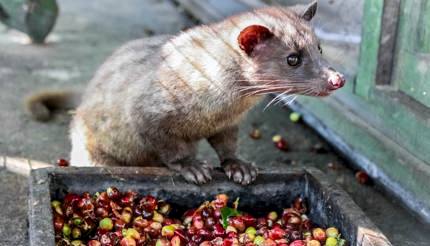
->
222, 158, 258, 185
178, 161, 212, 185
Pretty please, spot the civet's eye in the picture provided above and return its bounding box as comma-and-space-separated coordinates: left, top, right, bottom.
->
287, 53, 301, 67
318, 44, 323, 54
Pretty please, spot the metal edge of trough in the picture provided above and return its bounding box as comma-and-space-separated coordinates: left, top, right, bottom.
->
28, 166, 391, 246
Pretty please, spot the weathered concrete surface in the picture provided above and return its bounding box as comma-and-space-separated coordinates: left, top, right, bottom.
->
0, 169, 29, 245
0, 0, 429, 245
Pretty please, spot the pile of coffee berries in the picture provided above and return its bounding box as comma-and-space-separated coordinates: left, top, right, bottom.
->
52, 189, 347, 246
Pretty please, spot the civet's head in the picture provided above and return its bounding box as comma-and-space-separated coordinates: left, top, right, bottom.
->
237, 1, 345, 97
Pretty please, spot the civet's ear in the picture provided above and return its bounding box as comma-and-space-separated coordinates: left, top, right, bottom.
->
238, 25, 273, 55
301, 1, 318, 21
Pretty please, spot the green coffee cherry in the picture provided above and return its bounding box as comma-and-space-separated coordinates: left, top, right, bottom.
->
325, 237, 337, 246
99, 218, 113, 231
254, 235, 265, 246
72, 227, 81, 239
62, 224, 71, 237
245, 226, 257, 235
325, 227, 339, 238
289, 112, 301, 122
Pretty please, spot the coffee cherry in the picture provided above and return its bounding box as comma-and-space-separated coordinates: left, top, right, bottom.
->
155, 238, 171, 246
120, 237, 136, 246
268, 226, 285, 240
238, 232, 252, 244
287, 215, 302, 226
290, 112, 301, 123
140, 195, 157, 211
158, 201, 171, 215
267, 211, 277, 221
229, 217, 245, 232
272, 135, 282, 142
241, 214, 256, 227
106, 187, 120, 200
249, 129, 262, 139
200, 241, 212, 246
325, 227, 339, 238
290, 240, 305, 246
355, 171, 369, 184
51, 200, 64, 216
95, 207, 109, 218
72, 227, 81, 239
303, 231, 312, 241
121, 207, 132, 223
307, 240, 321, 246
114, 219, 126, 231
162, 225, 176, 238
293, 197, 307, 214
213, 194, 228, 208
253, 235, 265, 246
72, 217, 82, 226
171, 235, 183, 246
56, 158, 69, 167
197, 228, 211, 241
71, 240, 84, 246
226, 225, 237, 234
99, 218, 113, 231
87, 240, 101, 246
153, 211, 164, 223
133, 216, 149, 228
275, 140, 288, 151
150, 221, 162, 231
53, 215, 64, 232
205, 216, 216, 228
213, 209, 221, 219
312, 228, 326, 242
124, 228, 141, 240
213, 223, 225, 238
325, 237, 337, 246
263, 238, 276, 246
302, 219, 312, 230
289, 230, 302, 241
62, 224, 71, 237
245, 226, 256, 235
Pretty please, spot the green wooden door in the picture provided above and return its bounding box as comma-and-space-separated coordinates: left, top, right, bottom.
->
354, 0, 430, 164
394, 0, 430, 107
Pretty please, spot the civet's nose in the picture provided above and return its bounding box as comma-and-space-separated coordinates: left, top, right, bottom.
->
328, 73, 346, 90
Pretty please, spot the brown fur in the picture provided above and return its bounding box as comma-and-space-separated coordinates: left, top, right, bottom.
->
26, 2, 345, 185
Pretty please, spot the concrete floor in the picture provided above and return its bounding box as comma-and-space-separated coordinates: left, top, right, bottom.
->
0, 0, 429, 245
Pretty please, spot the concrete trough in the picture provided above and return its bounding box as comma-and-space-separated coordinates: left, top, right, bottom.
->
28, 166, 392, 245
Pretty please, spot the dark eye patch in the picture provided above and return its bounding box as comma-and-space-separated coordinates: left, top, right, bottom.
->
317, 44, 323, 54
